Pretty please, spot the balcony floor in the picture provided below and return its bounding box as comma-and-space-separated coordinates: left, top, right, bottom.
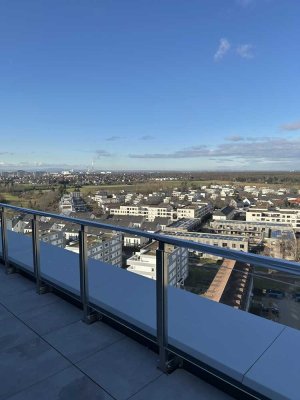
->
0, 264, 232, 400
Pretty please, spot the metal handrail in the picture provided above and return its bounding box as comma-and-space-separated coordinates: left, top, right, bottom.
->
1, 202, 300, 274
1, 201, 300, 379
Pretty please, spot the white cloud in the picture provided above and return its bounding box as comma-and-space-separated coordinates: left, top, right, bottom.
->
214, 38, 231, 61
281, 121, 300, 131
95, 150, 112, 158
129, 137, 300, 167
225, 135, 244, 142
236, 44, 254, 59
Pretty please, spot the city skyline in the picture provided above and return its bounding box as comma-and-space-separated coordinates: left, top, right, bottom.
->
0, 0, 299, 171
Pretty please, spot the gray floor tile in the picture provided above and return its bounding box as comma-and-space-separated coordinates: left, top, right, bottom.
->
0, 337, 70, 400
0, 273, 35, 298
44, 319, 125, 363
7, 366, 113, 400
130, 369, 233, 400
0, 290, 59, 315
0, 304, 11, 321
77, 337, 162, 400
18, 298, 82, 335
0, 315, 36, 352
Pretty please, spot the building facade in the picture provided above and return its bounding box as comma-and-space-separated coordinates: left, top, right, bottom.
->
246, 208, 300, 231
127, 241, 188, 286
162, 231, 249, 259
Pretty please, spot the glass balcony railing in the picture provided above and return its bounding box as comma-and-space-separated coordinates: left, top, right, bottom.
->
1, 202, 300, 399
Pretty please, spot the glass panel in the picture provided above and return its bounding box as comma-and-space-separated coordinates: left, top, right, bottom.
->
167, 244, 300, 377
88, 228, 156, 337
40, 217, 80, 296
6, 210, 34, 271
249, 265, 300, 330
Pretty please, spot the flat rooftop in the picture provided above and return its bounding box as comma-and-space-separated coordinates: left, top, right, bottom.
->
270, 230, 295, 239
163, 231, 248, 242
212, 220, 291, 227
167, 218, 201, 229
140, 241, 175, 257
0, 264, 230, 400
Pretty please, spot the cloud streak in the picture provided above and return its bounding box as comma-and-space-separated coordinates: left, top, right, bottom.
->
214, 38, 231, 61
225, 135, 244, 142
140, 135, 154, 141
105, 136, 122, 141
129, 138, 300, 164
95, 150, 112, 158
281, 121, 300, 131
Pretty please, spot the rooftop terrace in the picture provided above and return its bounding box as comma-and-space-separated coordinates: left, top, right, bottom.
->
0, 264, 230, 400
1, 203, 300, 399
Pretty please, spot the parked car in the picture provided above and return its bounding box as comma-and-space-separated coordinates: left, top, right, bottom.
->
266, 289, 284, 299
262, 305, 279, 316
293, 293, 300, 302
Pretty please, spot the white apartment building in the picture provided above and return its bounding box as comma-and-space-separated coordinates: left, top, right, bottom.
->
109, 204, 173, 221
59, 192, 87, 214
147, 205, 173, 221
176, 203, 212, 220
127, 242, 188, 286
59, 194, 74, 213
41, 231, 64, 248
93, 193, 124, 205
66, 233, 122, 266
123, 234, 149, 247
246, 208, 300, 231
162, 231, 249, 260
210, 220, 292, 241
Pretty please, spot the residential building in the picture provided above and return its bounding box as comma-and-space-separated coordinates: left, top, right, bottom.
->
212, 206, 236, 221
264, 229, 297, 261
246, 207, 300, 231
41, 231, 64, 248
166, 218, 202, 233
59, 192, 88, 214
66, 233, 122, 266
176, 202, 212, 220
127, 241, 188, 286
109, 204, 173, 221
162, 231, 249, 259
210, 220, 292, 241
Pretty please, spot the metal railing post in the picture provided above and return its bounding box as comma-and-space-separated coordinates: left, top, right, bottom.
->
156, 240, 169, 372
79, 224, 97, 324
1, 207, 9, 272
0, 207, 14, 274
32, 215, 47, 294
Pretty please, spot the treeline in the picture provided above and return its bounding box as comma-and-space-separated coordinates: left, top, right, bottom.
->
188, 172, 300, 184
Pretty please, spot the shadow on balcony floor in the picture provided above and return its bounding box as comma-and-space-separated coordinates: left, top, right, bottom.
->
0, 264, 232, 400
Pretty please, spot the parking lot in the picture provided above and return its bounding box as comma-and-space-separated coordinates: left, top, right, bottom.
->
259, 294, 300, 330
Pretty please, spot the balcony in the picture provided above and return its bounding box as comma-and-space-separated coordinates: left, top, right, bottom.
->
1, 203, 300, 399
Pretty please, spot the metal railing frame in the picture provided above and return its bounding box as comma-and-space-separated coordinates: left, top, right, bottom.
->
1, 202, 300, 374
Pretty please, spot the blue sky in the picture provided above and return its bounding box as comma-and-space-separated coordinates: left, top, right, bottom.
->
0, 0, 299, 171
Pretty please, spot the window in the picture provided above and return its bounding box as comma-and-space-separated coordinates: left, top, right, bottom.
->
240, 244, 244, 249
